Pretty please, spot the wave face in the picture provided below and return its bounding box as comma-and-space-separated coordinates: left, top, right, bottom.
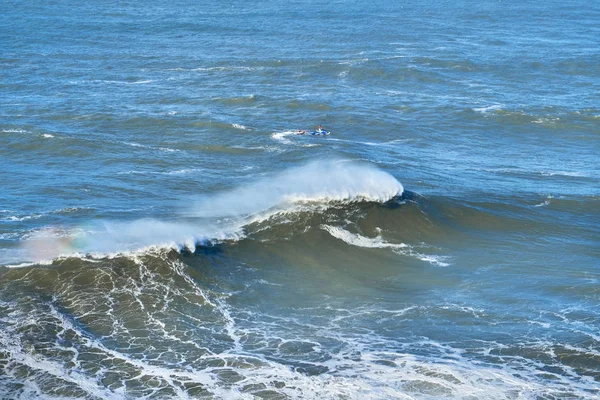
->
2, 249, 597, 399
1, 184, 598, 399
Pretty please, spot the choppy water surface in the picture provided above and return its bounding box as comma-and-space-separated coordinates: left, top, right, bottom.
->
1, 0, 599, 398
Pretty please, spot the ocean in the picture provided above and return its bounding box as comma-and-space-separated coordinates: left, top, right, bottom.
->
1, 0, 599, 398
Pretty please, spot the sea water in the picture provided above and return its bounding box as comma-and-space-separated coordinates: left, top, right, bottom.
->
1, 0, 599, 398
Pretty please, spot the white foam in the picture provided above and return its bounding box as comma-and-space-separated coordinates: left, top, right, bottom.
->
92, 79, 154, 85
165, 168, 202, 175
363, 139, 411, 147
123, 141, 146, 148
232, 144, 282, 153
2, 259, 55, 269
417, 254, 450, 267
539, 170, 587, 177
271, 130, 322, 147
271, 130, 296, 144
473, 104, 503, 114
321, 225, 449, 267
118, 168, 201, 176
534, 196, 553, 207
121, 141, 179, 153
3, 214, 43, 222
321, 225, 408, 251
172, 66, 256, 72
1, 129, 27, 133
158, 146, 179, 152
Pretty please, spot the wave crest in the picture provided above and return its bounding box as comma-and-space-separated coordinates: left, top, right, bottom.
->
191, 160, 403, 218
20, 161, 403, 262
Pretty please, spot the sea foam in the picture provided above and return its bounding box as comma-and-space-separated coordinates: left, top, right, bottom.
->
321, 225, 449, 266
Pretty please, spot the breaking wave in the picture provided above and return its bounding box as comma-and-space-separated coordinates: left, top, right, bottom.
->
20, 161, 403, 262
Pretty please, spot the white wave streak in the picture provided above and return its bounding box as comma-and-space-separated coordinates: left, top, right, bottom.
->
1, 129, 27, 133
322, 225, 408, 250
322, 225, 449, 267
534, 196, 553, 207
271, 130, 320, 147
473, 104, 503, 114
271, 130, 296, 144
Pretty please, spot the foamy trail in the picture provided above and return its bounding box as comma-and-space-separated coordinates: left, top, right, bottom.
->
271, 130, 297, 144
271, 130, 322, 147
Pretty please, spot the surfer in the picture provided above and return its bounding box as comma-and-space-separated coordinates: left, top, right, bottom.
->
313, 125, 329, 135
297, 129, 306, 135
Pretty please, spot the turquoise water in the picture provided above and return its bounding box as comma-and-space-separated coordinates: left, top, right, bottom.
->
1, 1, 599, 398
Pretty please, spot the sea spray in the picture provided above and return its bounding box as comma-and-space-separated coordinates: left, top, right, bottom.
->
190, 160, 404, 218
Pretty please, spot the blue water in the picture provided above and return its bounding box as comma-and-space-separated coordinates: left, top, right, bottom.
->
1, 1, 599, 398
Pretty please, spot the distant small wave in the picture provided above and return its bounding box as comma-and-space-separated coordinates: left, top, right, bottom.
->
1, 129, 27, 133
472, 104, 503, 114
121, 142, 179, 153
481, 167, 589, 178
539, 170, 588, 177
1, 207, 93, 223
3, 214, 43, 222
73, 79, 155, 85
471, 106, 599, 128
168, 66, 257, 72
117, 168, 203, 176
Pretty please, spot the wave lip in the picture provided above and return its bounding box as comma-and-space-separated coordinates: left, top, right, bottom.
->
190, 160, 404, 218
